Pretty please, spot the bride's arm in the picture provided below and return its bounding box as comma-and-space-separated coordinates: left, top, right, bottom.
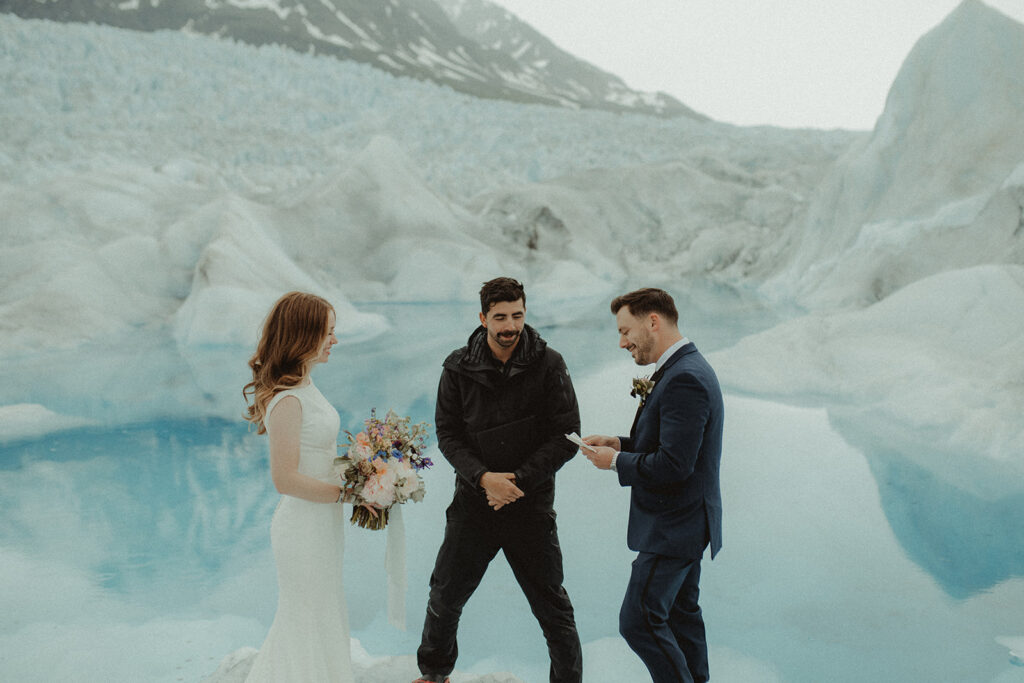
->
266, 396, 344, 504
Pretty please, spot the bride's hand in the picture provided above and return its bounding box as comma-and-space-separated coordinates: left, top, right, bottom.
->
361, 503, 380, 519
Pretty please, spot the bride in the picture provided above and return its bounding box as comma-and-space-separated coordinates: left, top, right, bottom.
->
242, 291, 358, 682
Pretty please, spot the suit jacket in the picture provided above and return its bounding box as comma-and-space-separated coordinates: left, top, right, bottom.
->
617, 342, 724, 560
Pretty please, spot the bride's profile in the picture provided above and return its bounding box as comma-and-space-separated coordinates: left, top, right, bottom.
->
241, 291, 354, 682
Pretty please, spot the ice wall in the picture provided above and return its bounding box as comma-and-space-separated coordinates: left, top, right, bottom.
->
703, 1, 1024, 498
0, 12, 848, 357
773, 0, 1024, 308
710, 264, 1024, 498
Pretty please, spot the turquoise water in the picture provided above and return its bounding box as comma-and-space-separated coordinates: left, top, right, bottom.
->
2, 290, 1023, 682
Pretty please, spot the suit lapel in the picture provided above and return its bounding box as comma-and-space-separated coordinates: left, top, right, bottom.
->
627, 342, 696, 439
628, 364, 667, 436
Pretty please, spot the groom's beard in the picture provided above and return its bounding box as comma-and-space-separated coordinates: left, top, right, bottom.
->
630, 331, 656, 365
491, 329, 521, 348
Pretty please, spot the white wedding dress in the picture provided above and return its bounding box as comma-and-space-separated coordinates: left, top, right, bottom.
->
245, 380, 354, 683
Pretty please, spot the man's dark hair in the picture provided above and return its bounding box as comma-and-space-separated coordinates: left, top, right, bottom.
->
480, 277, 526, 315
610, 288, 679, 326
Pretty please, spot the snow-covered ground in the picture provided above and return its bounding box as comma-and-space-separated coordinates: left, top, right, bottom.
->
2, 0, 1024, 680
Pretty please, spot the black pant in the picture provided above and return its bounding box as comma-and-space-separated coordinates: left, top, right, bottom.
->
416, 496, 583, 683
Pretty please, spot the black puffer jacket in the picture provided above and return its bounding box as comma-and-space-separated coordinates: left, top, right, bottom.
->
435, 324, 580, 510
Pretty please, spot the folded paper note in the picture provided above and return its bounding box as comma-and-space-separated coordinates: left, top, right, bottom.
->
565, 432, 596, 452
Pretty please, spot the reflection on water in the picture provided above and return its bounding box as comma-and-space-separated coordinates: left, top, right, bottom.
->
866, 450, 1024, 599
827, 409, 1024, 600
0, 419, 273, 610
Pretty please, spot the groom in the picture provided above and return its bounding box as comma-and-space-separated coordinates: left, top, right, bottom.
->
414, 277, 583, 683
582, 288, 724, 683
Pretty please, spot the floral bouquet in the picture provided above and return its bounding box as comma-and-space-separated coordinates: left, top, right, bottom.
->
334, 409, 433, 530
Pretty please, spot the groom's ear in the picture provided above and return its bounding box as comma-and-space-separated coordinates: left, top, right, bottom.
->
648, 312, 661, 331
479, 311, 487, 327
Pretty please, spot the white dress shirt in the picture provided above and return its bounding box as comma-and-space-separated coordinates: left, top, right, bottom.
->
655, 336, 690, 373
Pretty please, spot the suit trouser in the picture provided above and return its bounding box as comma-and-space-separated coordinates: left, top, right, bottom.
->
619, 553, 708, 683
416, 498, 583, 683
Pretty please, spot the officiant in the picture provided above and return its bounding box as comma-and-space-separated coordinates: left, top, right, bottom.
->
413, 277, 584, 683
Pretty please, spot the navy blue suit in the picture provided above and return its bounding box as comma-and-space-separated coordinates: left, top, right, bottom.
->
616, 342, 723, 683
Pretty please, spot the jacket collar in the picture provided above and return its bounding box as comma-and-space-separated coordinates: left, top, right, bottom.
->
654, 337, 690, 373
457, 324, 546, 373
651, 341, 697, 382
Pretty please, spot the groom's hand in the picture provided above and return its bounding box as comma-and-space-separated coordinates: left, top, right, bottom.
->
583, 445, 616, 470
583, 434, 621, 450
480, 472, 524, 510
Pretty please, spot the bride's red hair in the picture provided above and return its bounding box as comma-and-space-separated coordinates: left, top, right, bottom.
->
243, 291, 334, 434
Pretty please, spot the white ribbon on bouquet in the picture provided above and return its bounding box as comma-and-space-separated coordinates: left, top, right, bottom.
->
385, 505, 406, 630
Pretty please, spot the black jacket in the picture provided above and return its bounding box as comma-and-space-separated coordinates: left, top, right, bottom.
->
434, 324, 580, 510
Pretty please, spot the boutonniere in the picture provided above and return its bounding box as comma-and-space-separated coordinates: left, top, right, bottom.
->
630, 376, 655, 405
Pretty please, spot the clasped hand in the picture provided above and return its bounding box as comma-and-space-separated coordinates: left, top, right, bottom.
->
480, 471, 524, 510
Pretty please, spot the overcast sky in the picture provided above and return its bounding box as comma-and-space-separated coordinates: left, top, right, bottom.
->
491, 0, 1024, 130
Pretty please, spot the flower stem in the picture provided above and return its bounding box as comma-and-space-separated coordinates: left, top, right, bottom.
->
349, 505, 390, 530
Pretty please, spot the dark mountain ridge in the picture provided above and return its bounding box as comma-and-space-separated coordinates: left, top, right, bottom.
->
0, 0, 705, 119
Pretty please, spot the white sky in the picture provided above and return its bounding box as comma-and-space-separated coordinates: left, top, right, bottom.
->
492, 0, 1024, 130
